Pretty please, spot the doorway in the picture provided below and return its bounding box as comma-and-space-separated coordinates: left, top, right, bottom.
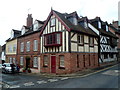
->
51, 56, 56, 73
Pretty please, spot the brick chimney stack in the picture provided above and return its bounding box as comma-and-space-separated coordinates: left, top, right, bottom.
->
27, 14, 33, 27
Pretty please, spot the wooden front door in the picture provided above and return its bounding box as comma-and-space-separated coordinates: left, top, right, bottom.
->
51, 56, 56, 73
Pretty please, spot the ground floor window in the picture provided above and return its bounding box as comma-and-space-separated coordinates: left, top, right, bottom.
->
13, 58, 16, 65
20, 57, 24, 66
43, 55, 48, 67
104, 54, 108, 59
33, 57, 38, 68
110, 53, 113, 58
59, 55, 65, 68
9, 57, 12, 63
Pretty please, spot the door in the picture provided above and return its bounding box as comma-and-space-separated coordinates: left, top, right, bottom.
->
51, 56, 56, 73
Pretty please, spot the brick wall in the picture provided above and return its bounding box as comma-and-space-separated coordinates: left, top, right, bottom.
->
40, 53, 99, 74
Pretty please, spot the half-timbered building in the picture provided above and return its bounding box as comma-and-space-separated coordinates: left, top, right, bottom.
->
89, 17, 118, 63
40, 10, 99, 74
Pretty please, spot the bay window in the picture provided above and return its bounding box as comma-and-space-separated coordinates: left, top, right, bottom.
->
44, 32, 62, 47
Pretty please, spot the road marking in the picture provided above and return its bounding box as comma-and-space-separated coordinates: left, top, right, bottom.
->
48, 79, 58, 82
102, 70, 119, 76
9, 85, 20, 88
61, 77, 69, 80
24, 82, 34, 86
72, 64, 119, 78
114, 70, 119, 73
37, 80, 47, 84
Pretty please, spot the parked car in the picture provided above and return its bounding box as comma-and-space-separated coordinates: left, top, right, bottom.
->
2, 63, 18, 73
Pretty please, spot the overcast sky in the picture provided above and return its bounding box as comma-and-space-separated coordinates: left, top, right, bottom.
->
0, 0, 119, 46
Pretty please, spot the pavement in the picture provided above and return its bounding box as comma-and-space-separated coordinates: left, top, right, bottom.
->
20, 61, 119, 78
1, 61, 119, 88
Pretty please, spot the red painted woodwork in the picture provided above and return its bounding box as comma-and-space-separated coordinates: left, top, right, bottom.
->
51, 56, 56, 73
44, 32, 62, 47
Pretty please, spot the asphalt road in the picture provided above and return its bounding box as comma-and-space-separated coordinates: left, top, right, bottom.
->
1, 64, 120, 88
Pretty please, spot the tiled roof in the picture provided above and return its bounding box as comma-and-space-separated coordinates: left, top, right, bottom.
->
89, 18, 118, 38
109, 24, 120, 34
18, 26, 42, 38
53, 10, 98, 37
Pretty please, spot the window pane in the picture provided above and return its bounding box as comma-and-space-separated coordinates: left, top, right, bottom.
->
34, 40, 38, 51
43, 55, 48, 66
33, 57, 38, 67
56, 34, 60, 44
51, 18, 55, 26
20, 42, 24, 52
9, 57, 12, 63
26, 41, 30, 51
20, 57, 24, 65
13, 58, 16, 65
60, 56, 64, 67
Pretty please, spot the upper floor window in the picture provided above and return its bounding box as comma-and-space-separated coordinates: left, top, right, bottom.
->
44, 32, 62, 47
89, 37, 94, 46
20, 42, 24, 52
33, 40, 38, 51
33, 21, 38, 31
78, 34, 84, 45
98, 21, 101, 29
50, 18, 55, 26
13, 44, 16, 52
26, 41, 30, 52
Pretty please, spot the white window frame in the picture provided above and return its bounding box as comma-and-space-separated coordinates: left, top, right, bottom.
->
43, 55, 48, 66
50, 18, 55, 26
33, 57, 38, 68
60, 55, 65, 67
20, 57, 24, 66
13, 58, 16, 64
20, 42, 24, 52
9, 57, 12, 63
26, 41, 30, 52
33, 40, 38, 51
56, 33, 61, 44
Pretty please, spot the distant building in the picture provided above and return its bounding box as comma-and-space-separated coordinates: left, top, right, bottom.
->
1, 44, 6, 60
6, 29, 21, 64
109, 21, 120, 60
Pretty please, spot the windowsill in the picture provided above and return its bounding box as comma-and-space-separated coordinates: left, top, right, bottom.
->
32, 67, 38, 69
44, 44, 62, 47
33, 50, 38, 52
79, 43, 84, 46
43, 66, 48, 67
26, 51, 30, 52
50, 25, 55, 27
59, 67, 65, 69
89, 45, 94, 47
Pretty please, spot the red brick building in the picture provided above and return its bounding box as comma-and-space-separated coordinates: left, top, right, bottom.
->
40, 10, 99, 74
17, 15, 44, 73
